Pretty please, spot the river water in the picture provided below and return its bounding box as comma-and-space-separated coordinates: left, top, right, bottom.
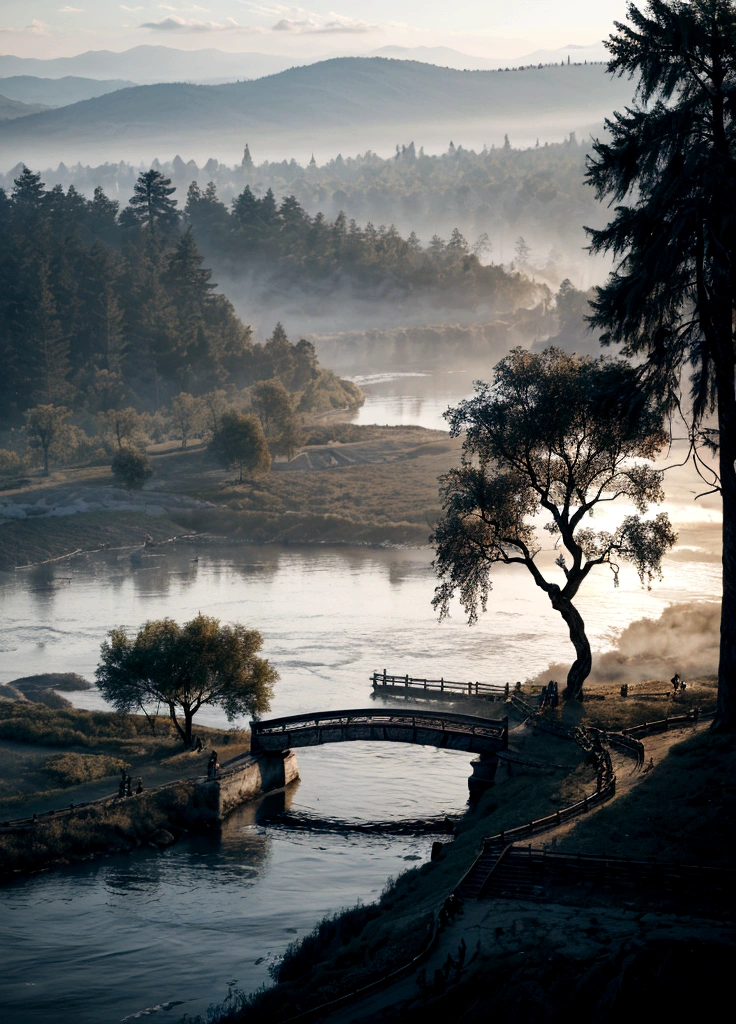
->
0, 369, 723, 1024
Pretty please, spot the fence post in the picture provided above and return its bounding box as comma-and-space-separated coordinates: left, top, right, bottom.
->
383, 668, 387, 685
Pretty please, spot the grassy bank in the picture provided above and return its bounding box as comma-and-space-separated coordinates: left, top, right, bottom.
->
0, 698, 247, 812
0, 510, 184, 571
0, 780, 215, 876
552, 727, 736, 865
0, 426, 460, 567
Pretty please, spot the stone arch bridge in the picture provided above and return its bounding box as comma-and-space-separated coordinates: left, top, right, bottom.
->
250, 708, 509, 792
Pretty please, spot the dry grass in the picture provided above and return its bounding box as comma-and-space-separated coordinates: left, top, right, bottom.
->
43, 752, 130, 786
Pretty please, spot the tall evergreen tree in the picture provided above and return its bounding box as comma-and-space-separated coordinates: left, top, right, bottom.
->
586, 0, 736, 728
127, 170, 178, 233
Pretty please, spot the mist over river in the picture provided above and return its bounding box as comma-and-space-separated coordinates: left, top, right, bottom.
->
0, 368, 722, 1024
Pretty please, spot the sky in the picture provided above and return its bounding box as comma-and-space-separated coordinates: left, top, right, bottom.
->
0, 1, 631, 59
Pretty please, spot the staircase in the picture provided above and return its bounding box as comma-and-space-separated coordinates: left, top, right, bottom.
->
480, 848, 541, 900
456, 840, 506, 898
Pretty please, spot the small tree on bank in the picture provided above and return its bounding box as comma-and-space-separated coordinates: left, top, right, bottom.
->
96, 614, 277, 746
432, 348, 677, 699
111, 445, 152, 489
24, 404, 71, 475
210, 410, 270, 482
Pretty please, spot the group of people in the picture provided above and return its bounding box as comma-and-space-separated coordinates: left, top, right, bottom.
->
671, 673, 687, 694
118, 769, 143, 798
540, 679, 560, 709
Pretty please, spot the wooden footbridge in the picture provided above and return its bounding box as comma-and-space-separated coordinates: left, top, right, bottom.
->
250, 708, 508, 757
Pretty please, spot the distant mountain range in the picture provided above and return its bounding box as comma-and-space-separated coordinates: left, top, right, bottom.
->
0, 76, 137, 107
0, 95, 50, 122
0, 57, 633, 168
0, 47, 295, 85
0, 41, 609, 86
372, 42, 609, 70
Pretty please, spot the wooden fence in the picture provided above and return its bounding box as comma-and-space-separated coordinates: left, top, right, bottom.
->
371, 670, 509, 700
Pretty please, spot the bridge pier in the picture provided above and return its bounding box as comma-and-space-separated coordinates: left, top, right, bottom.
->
468, 753, 499, 796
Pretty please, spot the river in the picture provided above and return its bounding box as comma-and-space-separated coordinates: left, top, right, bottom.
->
0, 369, 723, 1024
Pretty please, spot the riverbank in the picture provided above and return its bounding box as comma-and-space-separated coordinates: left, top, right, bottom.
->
207, 684, 732, 1024
0, 426, 460, 569
0, 693, 249, 816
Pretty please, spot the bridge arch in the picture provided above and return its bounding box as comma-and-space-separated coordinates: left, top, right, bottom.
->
250, 708, 508, 792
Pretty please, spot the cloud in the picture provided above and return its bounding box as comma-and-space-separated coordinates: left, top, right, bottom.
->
272, 18, 373, 34
241, 4, 378, 35
0, 19, 50, 35
58, 5, 83, 11
120, 5, 144, 10
140, 15, 256, 32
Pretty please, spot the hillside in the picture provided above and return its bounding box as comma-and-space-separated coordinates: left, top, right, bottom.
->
0, 95, 50, 122
0, 58, 635, 166
0, 76, 137, 107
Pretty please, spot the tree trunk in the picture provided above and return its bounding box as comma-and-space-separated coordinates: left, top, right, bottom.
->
168, 703, 188, 745
183, 708, 194, 747
549, 589, 592, 701
716, 376, 736, 729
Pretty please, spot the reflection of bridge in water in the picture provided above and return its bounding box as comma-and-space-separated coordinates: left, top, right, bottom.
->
250, 709, 509, 793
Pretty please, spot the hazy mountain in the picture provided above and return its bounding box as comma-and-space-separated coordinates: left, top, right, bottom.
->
371, 42, 609, 70
0, 76, 137, 107
0, 95, 50, 122
0, 47, 297, 85
0, 57, 635, 167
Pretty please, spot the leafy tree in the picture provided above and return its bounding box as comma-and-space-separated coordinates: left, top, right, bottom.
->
586, 0, 736, 726
24, 405, 71, 475
97, 407, 145, 451
432, 348, 677, 699
201, 388, 229, 434
0, 449, 21, 475
251, 377, 294, 438
127, 170, 178, 233
210, 410, 270, 482
271, 417, 303, 461
111, 445, 153, 489
96, 614, 277, 746
170, 392, 202, 449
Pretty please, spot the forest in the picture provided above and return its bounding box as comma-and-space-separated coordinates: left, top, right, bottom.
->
0, 136, 595, 270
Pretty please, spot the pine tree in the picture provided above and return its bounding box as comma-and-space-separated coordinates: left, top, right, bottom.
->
587, 0, 736, 727
128, 170, 178, 233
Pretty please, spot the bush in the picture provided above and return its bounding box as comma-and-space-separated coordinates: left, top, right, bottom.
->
111, 446, 153, 488
43, 752, 130, 786
0, 448, 21, 475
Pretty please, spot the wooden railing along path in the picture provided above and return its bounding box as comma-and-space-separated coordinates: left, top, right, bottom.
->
371, 670, 509, 700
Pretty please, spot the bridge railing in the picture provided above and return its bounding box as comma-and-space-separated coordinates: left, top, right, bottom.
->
251, 708, 509, 743
371, 670, 508, 698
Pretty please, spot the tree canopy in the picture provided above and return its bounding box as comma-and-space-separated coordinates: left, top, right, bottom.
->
432, 348, 676, 699
587, 0, 736, 726
210, 410, 271, 482
96, 614, 277, 746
